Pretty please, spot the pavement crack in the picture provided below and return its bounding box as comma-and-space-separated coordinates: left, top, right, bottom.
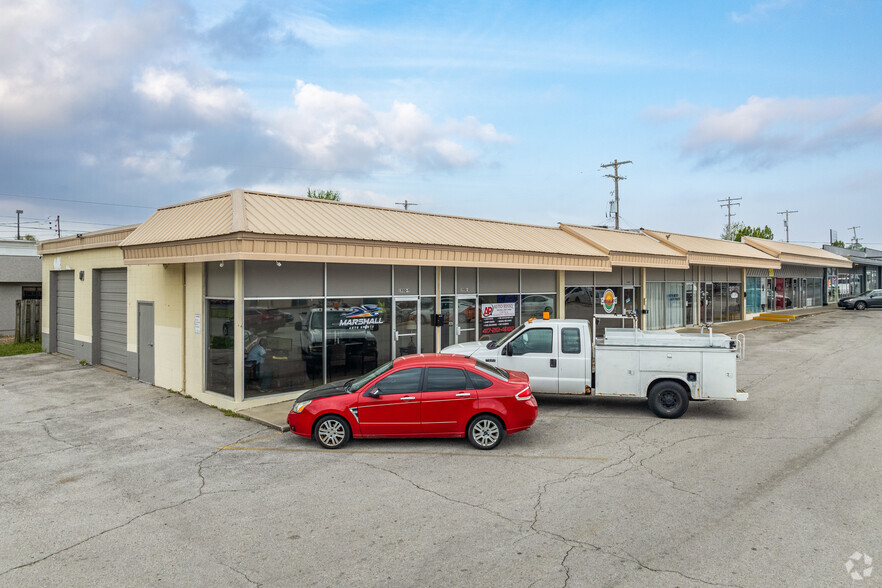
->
225, 563, 261, 587
560, 544, 576, 588
619, 549, 745, 588
355, 460, 527, 527
0, 430, 256, 577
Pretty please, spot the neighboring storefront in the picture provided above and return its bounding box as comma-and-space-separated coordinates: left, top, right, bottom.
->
822, 244, 882, 300
39, 189, 852, 409
744, 238, 853, 311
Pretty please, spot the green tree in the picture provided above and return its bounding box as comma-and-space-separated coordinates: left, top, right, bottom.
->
22, 234, 36, 241
832, 239, 845, 247
306, 188, 341, 201
722, 222, 774, 241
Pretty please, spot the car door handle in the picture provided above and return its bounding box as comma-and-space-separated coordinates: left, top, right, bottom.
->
455, 392, 471, 397
550, 359, 556, 368
401, 396, 416, 401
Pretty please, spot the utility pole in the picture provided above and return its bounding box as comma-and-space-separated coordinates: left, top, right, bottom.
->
56, 215, 61, 238
718, 197, 742, 239
600, 159, 632, 229
848, 225, 861, 247
395, 199, 417, 211
16, 209, 23, 240
777, 209, 798, 243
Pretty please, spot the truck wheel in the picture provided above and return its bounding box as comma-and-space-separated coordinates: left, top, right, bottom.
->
648, 381, 689, 419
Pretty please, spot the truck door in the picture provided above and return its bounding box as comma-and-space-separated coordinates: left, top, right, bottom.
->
558, 326, 588, 394
497, 326, 559, 393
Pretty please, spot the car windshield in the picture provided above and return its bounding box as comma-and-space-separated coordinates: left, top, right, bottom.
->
474, 359, 509, 381
347, 361, 394, 392
488, 324, 526, 349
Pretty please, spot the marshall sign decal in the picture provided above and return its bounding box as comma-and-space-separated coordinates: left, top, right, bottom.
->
335, 305, 385, 329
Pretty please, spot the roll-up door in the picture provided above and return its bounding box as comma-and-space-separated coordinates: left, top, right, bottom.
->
98, 268, 127, 371
55, 271, 75, 356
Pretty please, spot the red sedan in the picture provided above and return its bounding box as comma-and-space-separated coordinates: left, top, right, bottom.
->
288, 354, 537, 450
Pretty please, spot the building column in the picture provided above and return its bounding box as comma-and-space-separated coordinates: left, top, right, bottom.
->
640, 267, 647, 330
556, 270, 565, 319
233, 259, 244, 403
435, 266, 441, 352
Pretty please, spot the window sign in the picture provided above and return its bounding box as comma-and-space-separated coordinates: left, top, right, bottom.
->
602, 289, 617, 313
480, 302, 516, 338
194, 313, 201, 334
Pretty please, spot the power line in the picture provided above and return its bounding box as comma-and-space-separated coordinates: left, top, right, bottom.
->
600, 159, 632, 230
0, 191, 155, 209
777, 209, 798, 243
718, 196, 742, 240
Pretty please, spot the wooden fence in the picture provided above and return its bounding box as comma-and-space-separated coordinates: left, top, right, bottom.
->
15, 299, 41, 343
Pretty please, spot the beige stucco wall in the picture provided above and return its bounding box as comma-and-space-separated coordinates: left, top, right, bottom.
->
127, 263, 184, 391
41, 246, 125, 351
40, 247, 186, 392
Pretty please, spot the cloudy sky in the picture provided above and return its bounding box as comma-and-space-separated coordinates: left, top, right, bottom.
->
1, 0, 880, 248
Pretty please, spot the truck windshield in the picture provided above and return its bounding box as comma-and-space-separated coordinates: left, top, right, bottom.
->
347, 361, 393, 392
489, 324, 525, 349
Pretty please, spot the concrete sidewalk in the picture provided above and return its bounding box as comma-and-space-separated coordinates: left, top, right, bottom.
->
239, 305, 843, 430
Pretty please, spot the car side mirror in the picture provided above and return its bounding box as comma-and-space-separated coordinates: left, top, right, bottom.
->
294, 321, 303, 331
364, 388, 380, 398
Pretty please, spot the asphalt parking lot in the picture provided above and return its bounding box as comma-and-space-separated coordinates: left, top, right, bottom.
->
2, 309, 880, 587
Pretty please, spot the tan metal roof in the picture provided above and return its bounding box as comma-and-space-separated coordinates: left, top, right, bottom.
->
742, 237, 852, 268
642, 229, 781, 269
560, 224, 689, 268
37, 225, 139, 255
120, 189, 612, 271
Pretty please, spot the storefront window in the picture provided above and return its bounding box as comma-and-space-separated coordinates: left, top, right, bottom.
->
521, 294, 555, 321
727, 283, 741, 320
646, 283, 665, 330
243, 299, 324, 398
664, 283, 684, 328
324, 298, 391, 383
420, 297, 436, 354
564, 287, 594, 320
478, 294, 519, 342
746, 277, 762, 314
206, 299, 234, 397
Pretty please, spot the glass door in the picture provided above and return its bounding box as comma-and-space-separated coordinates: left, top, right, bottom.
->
456, 296, 477, 343
393, 298, 419, 358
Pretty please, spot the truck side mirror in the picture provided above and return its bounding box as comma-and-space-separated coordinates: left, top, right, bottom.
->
502, 344, 510, 356
294, 321, 303, 331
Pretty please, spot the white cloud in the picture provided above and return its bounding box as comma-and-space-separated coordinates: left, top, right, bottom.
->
730, 0, 793, 23
650, 95, 882, 166
134, 68, 250, 122
270, 81, 510, 172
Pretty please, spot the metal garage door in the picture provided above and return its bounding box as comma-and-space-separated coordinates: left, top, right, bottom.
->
55, 271, 75, 356
98, 269, 127, 371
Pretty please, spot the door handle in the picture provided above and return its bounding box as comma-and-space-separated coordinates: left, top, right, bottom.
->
455, 392, 470, 397
401, 396, 416, 401
550, 359, 556, 368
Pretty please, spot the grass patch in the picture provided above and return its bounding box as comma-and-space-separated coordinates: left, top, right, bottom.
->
0, 341, 43, 357
212, 406, 250, 421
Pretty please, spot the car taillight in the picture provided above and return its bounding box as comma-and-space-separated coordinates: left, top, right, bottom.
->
515, 387, 532, 401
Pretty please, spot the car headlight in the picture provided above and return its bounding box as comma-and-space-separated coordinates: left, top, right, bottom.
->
292, 400, 312, 413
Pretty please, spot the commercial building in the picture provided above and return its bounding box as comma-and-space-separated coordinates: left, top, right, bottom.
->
822, 244, 882, 302
38, 189, 851, 409
0, 240, 42, 336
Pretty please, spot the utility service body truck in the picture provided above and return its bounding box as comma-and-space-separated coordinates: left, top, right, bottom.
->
441, 315, 746, 418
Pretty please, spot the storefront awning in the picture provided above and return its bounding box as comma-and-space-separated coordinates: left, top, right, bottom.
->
743, 237, 852, 268
642, 230, 781, 269
37, 225, 139, 255
119, 189, 612, 271
560, 224, 689, 269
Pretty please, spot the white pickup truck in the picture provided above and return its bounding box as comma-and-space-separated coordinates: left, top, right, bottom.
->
441, 315, 746, 418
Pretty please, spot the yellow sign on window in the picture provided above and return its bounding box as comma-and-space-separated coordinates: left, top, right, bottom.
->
768, 269, 774, 277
